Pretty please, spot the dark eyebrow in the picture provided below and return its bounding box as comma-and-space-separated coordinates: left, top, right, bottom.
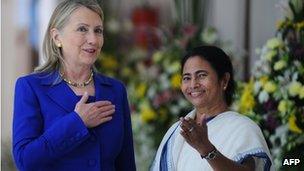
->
195, 70, 208, 74
94, 25, 103, 29
182, 73, 191, 77
182, 70, 207, 77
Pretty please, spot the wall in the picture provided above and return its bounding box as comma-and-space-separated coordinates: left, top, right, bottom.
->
250, 0, 281, 70
2, 0, 31, 170
208, 0, 280, 77
208, 0, 246, 51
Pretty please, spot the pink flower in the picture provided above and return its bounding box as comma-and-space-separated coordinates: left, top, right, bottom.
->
182, 24, 198, 38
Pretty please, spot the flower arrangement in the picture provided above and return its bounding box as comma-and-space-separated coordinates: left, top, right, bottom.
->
235, 0, 304, 169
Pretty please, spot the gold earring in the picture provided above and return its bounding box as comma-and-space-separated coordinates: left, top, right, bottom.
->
57, 43, 62, 48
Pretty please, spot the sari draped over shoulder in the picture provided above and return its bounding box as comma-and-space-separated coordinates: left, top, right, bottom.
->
151, 110, 274, 171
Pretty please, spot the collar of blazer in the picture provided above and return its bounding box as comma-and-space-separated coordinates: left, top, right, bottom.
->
39, 70, 115, 112
39, 70, 113, 87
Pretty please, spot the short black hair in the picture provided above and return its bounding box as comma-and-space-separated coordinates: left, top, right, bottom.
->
181, 45, 236, 106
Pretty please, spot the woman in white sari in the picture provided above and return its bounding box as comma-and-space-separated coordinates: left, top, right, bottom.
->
151, 46, 274, 171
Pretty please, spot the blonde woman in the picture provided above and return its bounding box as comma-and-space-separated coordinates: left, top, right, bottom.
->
12, 0, 136, 170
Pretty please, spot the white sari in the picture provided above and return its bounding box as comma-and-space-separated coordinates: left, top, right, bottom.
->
151, 110, 274, 171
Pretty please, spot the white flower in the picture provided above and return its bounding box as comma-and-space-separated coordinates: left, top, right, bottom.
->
254, 81, 262, 94
201, 27, 218, 44
167, 61, 180, 73
266, 38, 283, 49
147, 86, 157, 99
106, 19, 120, 33
288, 81, 302, 97
258, 90, 269, 103
265, 50, 277, 61
255, 48, 262, 55
159, 73, 170, 89
274, 60, 287, 70
170, 105, 179, 115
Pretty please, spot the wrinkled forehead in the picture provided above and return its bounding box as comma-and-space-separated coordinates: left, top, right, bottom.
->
65, 6, 103, 26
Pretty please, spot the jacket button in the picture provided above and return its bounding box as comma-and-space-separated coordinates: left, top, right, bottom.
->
88, 159, 96, 166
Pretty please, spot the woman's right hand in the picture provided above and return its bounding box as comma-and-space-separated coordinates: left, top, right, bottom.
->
75, 92, 115, 128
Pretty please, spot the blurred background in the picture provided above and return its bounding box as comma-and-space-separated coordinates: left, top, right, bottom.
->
2, 0, 303, 170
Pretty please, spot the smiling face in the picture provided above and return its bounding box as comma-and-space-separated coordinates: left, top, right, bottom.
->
181, 56, 227, 109
52, 6, 103, 68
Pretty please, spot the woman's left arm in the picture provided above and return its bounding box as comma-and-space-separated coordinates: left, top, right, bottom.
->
115, 85, 136, 171
180, 117, 255, 171
200, 149, 255, 171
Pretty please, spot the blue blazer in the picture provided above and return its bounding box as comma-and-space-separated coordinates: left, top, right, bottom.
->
13, 71, 136, 171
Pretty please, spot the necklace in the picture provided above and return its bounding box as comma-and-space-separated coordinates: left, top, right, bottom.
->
60, 70, 93, 88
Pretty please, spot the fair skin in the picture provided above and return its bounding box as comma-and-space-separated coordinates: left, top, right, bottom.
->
50, 6, 114, 128
180, 56, 255, 171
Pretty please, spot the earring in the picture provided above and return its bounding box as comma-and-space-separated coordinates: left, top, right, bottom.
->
57, 43, 62, 48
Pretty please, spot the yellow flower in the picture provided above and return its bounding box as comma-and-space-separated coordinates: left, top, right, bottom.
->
159, 108, 168, 121
299, 86, 304, 99
100, 54, 118, 69
296, 21, 304, 31
239, 81, 255, 113
264, 50, 277, 61
140, 102, 157, 123
170, 74, 181, 89
288, 114, 302, 133
121, 67, 132, 77
266, 38, 283, 49
278, 100, 289, 113
135, 83, 147, 98
263, 81, 277, 93
259, 76, 269, 87
288, 81, 302, 97
274, 60, 287, 71
152, 51, 164, 63
276, 20, 284, 29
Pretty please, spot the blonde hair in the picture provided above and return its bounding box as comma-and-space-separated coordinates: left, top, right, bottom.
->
35, 0, 104, 73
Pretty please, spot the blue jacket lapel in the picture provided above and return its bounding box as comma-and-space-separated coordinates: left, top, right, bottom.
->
93, 72, 115, 103
40, 70, 115, 112
47, 82, 78, 112
40, 71, 78, 112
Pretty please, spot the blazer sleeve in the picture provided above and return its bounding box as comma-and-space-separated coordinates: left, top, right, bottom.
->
115, 84, 136, 171
12, 77, 90, 170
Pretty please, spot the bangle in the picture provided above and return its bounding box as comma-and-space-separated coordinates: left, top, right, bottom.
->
200, 146, 218, 160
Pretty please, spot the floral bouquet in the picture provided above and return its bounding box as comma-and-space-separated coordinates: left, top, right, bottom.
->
235, 0, 304, 169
